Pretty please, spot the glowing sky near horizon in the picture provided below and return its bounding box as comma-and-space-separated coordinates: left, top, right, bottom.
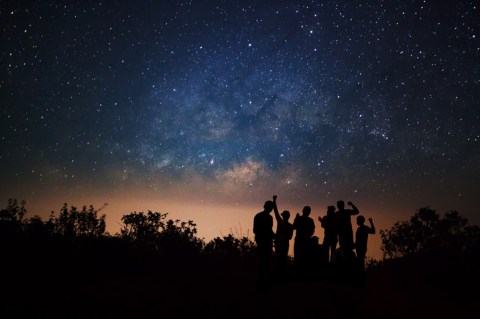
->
1, 1, 479, 260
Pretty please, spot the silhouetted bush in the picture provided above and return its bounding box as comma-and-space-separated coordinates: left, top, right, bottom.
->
203, 234, 255, 258
119, 210, 205, 257
380, 207, 480, 259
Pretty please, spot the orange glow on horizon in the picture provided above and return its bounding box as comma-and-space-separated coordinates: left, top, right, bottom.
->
4, 176, 479, 262
11, 190, 415, 261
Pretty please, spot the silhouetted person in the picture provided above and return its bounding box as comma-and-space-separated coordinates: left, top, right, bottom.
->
272, 195, 293, 278
308, 235, 327, 281
293, 205, 315, 280
318, 205, 338, 263
253, 199, 275, 291
331, 245, 357, 285
355, 215, 375, 272
335, 200, 359, 251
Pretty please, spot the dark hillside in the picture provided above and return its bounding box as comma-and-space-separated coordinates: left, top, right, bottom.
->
1, 202, 479, 318
2, 245, 479, 318
362, 251, 480, 319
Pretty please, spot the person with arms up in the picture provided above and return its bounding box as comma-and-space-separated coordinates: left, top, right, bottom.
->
354, 215, 375, 287
355, 215, 376, 272
272, 195, 294, 279
318, 205, 338, 263
335, 200, 360, 252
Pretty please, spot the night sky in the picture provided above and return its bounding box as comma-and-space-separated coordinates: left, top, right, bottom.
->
1, 1, 479, 259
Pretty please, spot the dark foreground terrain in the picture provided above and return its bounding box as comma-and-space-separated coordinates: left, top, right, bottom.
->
2, 248, 479, 319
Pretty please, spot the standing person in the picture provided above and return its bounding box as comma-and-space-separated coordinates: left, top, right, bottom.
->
272, 195, 294, 278
335, 200, 360, 251
253, 198, 275, 292
293, 205, 315, 280
355, 215, 376, 272
308, 235, 328, 281
318, 205, 338, 263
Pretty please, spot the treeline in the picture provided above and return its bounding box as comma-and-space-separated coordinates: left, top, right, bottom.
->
2, 199, 480, 270
0, 198, 257, 284
0, 199, 255, 253
379, 206, 480, 259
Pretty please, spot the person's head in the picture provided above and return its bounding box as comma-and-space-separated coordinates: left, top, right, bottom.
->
337, 200, 345, 210
281, 210, 290, 220
357, 215, 365, 226
263, 200, 274, 213
302, 206, 311, 216
327, 205, 335, 215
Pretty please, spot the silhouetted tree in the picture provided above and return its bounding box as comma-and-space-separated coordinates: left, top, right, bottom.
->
119, 211, 204, 256
120, 211, 166, 242
380, 207, 480, 259
159, 218, 204, 256
52, 203, 107, 238
76, 205, 107, 237
0, 198, 27, 239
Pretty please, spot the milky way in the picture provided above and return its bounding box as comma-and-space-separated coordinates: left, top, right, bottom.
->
1, 1, 479, 251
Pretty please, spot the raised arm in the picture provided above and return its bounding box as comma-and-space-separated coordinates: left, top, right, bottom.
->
369, 218, 376, 234
318, 216, 325, 228
273, 195, 281, 223
348, 201, 360, 215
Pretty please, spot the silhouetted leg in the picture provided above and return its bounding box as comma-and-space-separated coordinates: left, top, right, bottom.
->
256, 242, 272, 292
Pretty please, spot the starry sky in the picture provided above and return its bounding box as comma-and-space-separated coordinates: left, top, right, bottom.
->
1, 1, 479, 259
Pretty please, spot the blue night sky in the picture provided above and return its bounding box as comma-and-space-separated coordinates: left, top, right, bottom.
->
1, 1, 479, 258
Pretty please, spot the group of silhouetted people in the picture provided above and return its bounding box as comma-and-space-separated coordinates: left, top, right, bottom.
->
253, 195, 375, 291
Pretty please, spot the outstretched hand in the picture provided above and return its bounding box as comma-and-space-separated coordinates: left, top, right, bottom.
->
348, 201, 353, 206
369, 218, 373, 223
273, 195, 277, 201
